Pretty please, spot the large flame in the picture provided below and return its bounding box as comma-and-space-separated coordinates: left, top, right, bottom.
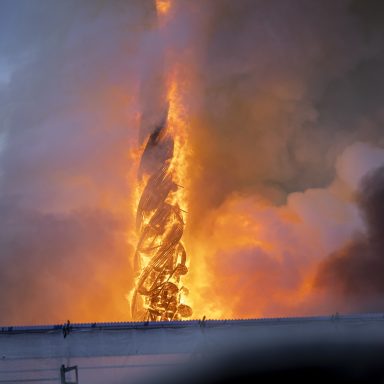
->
131, 0, 193, 324
130, 76, 192, 321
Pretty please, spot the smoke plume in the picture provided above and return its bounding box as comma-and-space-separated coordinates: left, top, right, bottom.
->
316, 165, 384, 312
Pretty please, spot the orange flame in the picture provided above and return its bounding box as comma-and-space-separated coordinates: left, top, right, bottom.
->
129, 60, 193, 320
164, 72, 191, 213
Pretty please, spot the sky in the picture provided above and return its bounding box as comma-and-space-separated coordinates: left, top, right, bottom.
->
1, 0, 384, 325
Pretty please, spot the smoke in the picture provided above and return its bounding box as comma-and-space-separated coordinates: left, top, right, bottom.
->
188, 0, 384, 218
187, 143, 384, 319
0, 0, 157, 324
316, 164, 384, 312
0, 205, 132, 324
184, 0, 384, 318
1, 0, 384, 324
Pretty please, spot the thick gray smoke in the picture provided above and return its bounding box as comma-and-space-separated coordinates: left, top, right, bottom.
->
189, 0, 384, 221
316, 166, 384, 311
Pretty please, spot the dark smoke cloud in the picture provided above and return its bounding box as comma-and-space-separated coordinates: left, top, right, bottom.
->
189, 0, 384, 223
183, 0, 384, 317
316, 166, 384, 311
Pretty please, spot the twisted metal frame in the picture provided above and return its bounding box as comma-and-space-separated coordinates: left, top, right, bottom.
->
131, 114, 192, 321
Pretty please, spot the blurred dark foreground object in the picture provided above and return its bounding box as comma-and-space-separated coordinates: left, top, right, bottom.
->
137, 337, 384, 384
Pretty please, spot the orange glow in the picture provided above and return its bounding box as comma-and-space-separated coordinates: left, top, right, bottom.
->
4, 2, 370, 329
127, 0, 198, 322
182, 193, 335, 320
164, 72, 190, 213
129, 63, 193, 321
156, 0, 171, 17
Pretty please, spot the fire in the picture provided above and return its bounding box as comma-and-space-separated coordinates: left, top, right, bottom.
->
130, 49, 192, 320
100, 3, 383, 322
130, 92, 192, 320
128, 0, 193, 322
164, 74, 190, 210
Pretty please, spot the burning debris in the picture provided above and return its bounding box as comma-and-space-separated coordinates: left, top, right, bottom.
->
131, 107, 192, 321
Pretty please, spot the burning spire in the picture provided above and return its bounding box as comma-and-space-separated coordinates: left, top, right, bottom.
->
131, 103, 192, 321
130, 0, 192, 322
